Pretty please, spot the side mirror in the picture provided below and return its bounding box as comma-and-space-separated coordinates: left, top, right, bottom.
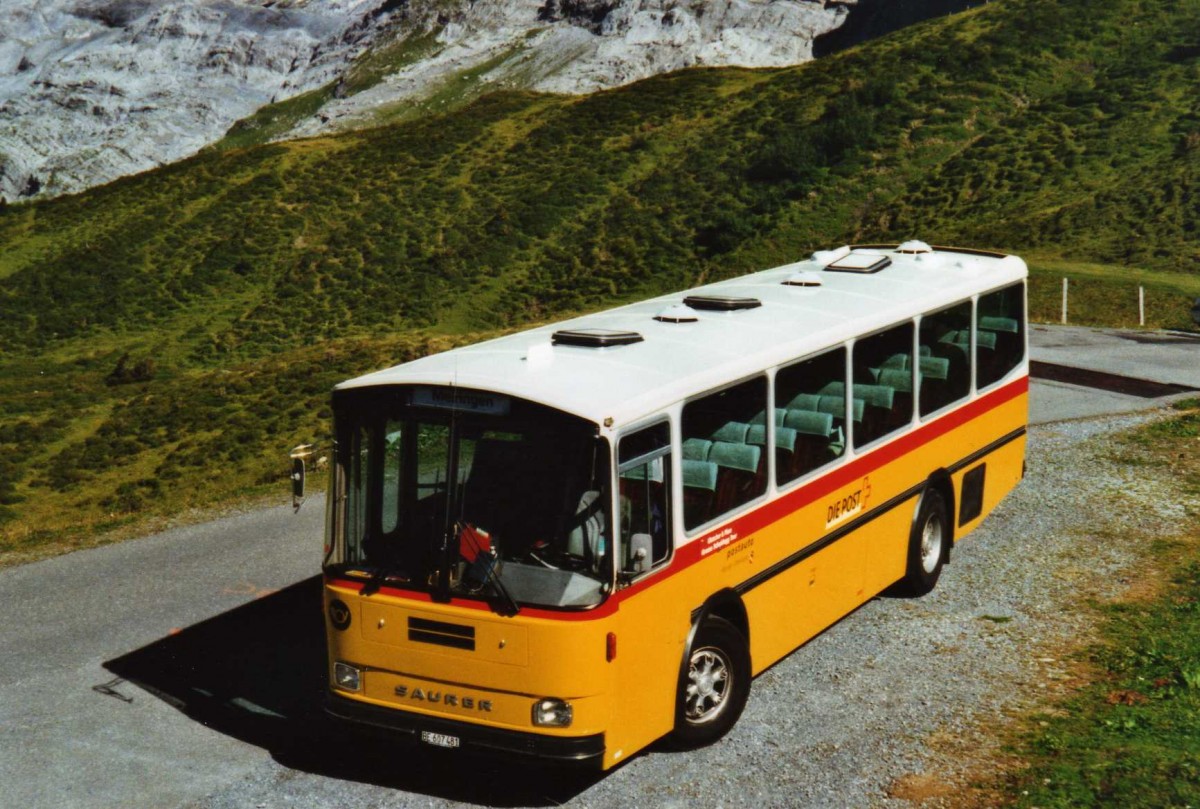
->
626, 533, 653, 575
289, 444, 315, 511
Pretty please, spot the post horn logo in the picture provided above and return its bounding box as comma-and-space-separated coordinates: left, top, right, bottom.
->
328, 599, 351, 631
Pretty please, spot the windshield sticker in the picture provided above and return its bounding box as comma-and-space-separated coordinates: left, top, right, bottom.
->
413, 386, 511, 415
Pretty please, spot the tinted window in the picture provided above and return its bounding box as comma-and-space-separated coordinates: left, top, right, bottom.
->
681, 377, 767, 530
852, 322, 914, 448
773, 348, 847, 486
918, 301, 973, 416
977, 283, 1026, 388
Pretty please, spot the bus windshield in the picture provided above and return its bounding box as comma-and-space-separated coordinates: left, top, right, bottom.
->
326, 386, 613, 611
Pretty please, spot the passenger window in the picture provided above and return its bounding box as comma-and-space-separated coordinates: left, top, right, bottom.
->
918, 302, 973, 416
773, 348, 847, 486
852, 322, 914, 448
681, 377, 768, 530
618, 423, 672, 574
976, 283, 1026, 389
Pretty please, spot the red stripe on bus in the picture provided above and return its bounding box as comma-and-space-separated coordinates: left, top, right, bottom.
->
327, 374, 1028, 622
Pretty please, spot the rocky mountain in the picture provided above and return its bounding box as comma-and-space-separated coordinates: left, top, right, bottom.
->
0, 0, 391, 200
0, 0, 857, 200
286, 0, 856, 138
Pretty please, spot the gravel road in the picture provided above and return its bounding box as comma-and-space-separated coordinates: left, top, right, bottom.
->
192, 409, 1188, 809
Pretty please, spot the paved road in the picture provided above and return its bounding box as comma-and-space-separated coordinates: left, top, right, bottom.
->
1028, 325, 1199, 422
1, 326, 1195, 808
0, 504, 322, 808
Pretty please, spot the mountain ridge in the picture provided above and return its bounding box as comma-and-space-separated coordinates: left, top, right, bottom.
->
2, 0, 863, 200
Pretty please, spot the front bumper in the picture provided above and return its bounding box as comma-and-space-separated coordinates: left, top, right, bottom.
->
325, 691, 606, 765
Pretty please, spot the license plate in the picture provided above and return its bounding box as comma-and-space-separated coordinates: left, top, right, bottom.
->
420, 730, 461, 749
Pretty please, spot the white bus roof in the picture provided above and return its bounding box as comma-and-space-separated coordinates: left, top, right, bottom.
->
336, 243, 1027, 429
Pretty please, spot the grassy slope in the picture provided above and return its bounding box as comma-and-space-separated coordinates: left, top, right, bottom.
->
0, 0, 1198, 560
1006, 401, 1200, 807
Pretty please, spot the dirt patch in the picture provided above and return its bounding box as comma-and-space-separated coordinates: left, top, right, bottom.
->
887, 773, 958, 802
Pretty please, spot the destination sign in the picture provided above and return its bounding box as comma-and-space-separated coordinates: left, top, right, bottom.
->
413, 386, 511, 415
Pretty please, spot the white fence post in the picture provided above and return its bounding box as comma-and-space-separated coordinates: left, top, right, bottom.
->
1061, 277, 1069, 324
1139, 285, 1145, 326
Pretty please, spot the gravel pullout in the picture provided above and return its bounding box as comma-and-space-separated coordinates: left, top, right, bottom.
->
197, 411, 1186, 809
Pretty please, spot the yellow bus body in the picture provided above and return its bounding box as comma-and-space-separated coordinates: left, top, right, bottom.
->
325, 377, 1027, 769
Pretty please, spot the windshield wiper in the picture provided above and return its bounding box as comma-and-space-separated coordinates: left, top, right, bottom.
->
479, 554, 519, 617
360, 566, 390, 597
457, 524, 519, 616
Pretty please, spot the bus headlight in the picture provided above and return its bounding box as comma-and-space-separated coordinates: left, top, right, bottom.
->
334, 662, 361, 692
532, 697, 573, 727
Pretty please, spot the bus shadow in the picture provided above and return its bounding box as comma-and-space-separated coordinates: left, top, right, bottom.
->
103, 576, 602, 805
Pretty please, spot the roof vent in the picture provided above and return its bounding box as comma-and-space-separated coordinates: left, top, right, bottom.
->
682, 295, 762, 312
782, 271, 823, 288
812, 245, 852, 264
897, 239, 933, 254
551, 328, 644, 348
824, 252, 892, 274
654, 303, 699, 323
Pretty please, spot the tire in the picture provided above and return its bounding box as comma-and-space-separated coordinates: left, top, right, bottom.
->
897, 487, 948, 597
670, 616, 751, 749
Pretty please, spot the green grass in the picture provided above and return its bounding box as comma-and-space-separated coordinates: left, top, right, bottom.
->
365, 44, 532, 127
338, 30, 445, 98
1007, 408, 1200, 807
0, 0, 1198, 560
213, 83, 340, 151
1027, 257, 1200, 330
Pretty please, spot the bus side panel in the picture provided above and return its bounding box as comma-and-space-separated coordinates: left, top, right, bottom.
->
953, 431, 1026, 541
860, 389, 1029, 592
860, 500, 922, 596
604, 571, 694, 769
742, 525, 868, 676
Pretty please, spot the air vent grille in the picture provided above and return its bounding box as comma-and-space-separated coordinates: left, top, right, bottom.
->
551, 328, 644, 347
408, 617, 476, 651
682, 295, 762, 311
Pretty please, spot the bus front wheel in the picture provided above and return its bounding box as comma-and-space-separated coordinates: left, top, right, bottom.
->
898, 488, 948, 596
670, 616, 750, 748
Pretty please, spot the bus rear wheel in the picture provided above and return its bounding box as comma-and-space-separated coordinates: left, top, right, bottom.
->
670, 616, 750, 748
898, 488, 948, 596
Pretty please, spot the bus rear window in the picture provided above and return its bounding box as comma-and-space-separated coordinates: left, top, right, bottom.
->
977, 284, 1026, 389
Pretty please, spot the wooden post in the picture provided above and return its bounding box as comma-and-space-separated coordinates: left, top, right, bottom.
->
1139, 285, 1145, 327
1061, 277, 1068, 324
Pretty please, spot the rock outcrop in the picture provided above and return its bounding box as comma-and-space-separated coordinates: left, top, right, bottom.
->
1, 0, 857, 199
289, 0, 856, 138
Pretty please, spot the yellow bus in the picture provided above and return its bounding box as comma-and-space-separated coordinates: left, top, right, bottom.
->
310, 240, 1028, 768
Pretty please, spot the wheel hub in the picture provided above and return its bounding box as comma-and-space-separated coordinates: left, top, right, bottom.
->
686, 649, 730, 723
920, 513, 943, 573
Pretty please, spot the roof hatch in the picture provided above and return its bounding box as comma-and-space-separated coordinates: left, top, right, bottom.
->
824, 252, 892, 274
682, 295, 762, 311
551, 328, 644, 348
